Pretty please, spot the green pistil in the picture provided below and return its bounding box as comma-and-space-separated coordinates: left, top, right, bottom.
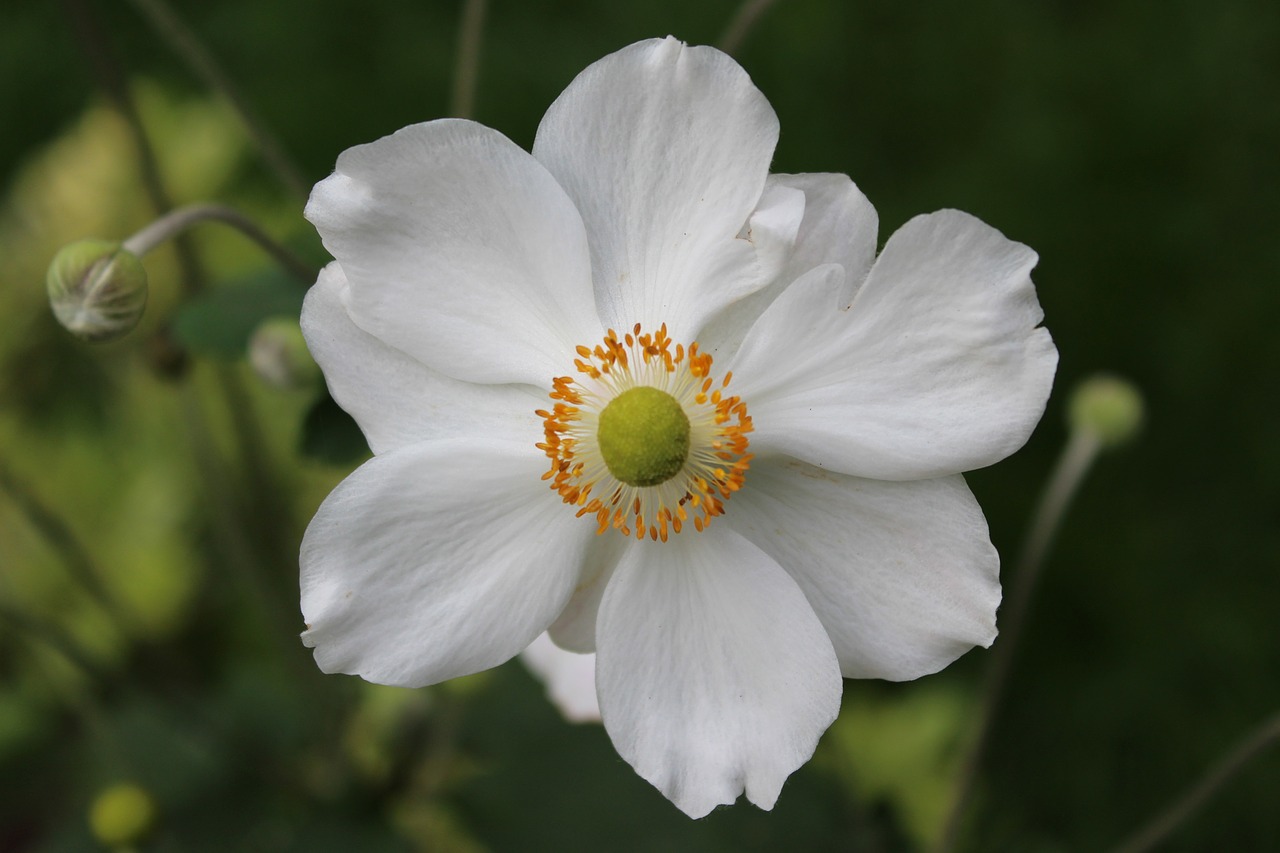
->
597, 386, 690, 487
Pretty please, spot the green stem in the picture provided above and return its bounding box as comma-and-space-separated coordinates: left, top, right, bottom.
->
65, 0, 305, 675
0, 459, 137, 634
121, 0, 310, 199
61, 0, 206, 299
122, 203, 318, 284
718, 0, 783, 57
0, 601, 105, 682
1112, 712, 1280, 853
178, 379, 311, 681
935, 429, 1103, 853
450, 0, 489, 119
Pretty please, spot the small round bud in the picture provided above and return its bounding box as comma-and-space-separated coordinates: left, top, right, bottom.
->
1068, 373, 1144, 447
88, 782, 156, 847
47, 239, 149, 343
248, 317, 320, 390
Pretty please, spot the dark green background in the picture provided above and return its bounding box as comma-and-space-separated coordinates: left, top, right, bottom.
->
2, 0, 1277, 850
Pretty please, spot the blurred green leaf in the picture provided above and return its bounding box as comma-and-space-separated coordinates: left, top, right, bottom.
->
171, 271, 305, 359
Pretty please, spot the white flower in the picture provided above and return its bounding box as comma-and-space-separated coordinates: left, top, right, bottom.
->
299, 37, 1056, 818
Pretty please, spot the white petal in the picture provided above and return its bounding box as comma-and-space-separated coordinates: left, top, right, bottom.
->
772, 173, 879, 303
728, 457, 1000, 680
739, 178, 807, 289
520, 633, 601, 723
301, 439, 593, 687
301, 263, 545, 455
306, 119, 600, 386
733, 210, 1058, 480
700, 172, 877, 362
533, 37, 780, 339
595, 528, 841, 818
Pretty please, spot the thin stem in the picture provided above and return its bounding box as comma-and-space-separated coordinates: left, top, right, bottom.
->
0, 601, 130, 773
122, 0, 310, 199
0, 460, 137, 634
935, 429, 1103, 853
1112, 712, 1280, 853
450, 0, 488, 119
718, 0, 783, 57
62, 0, 206, 298
122, 203, 318, 283
64, 0, 302, 675
0, 601, 106, 682
178, 380, 311, 681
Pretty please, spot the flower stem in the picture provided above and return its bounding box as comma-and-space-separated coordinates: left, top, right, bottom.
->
61, 0, 207, 299
1111, 711, 1280, 853
935, 428, 1103, 853
0, 459, 137, 635
121, 0, 310, 199
0, 601, 106, 683
450, 0, 489, 119
178, 380, 312, 680
718, 0, 783, 57
122, 203, 318, 284
65, 0, 305, 674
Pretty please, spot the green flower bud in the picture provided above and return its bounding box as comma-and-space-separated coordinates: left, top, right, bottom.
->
248, 316, 320, 389
47, 239, 148, 343
88, 782, 156, 847
1068, 373, 1144, 448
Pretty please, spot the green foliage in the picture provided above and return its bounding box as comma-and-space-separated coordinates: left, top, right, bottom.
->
171, 271, 305, 359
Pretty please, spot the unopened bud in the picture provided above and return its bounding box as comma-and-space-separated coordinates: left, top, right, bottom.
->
47, 239, 148, 343
1068, 374, 1144, 447
88, 782, 156, 847
248, 317, 319, 389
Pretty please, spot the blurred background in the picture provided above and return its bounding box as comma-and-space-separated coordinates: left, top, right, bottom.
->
2, 0, 1277, 850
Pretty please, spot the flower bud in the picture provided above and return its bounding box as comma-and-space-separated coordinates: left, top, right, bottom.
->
248, 317, 319, 389
88, 782, 156, 847
47, 239, 149, 343
1068, 373, 1144, 448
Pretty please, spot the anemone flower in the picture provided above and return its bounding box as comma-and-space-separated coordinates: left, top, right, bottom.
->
299, 37, 1056, 817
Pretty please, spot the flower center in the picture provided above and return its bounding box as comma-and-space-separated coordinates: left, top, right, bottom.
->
537, 323, 753, 542
597, 386, 690, 487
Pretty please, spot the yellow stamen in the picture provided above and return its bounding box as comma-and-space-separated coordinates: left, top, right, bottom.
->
538, 323, 753, 541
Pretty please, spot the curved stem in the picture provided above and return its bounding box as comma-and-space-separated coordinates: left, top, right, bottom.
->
1112, 712, 1280, 853
122, 203, 317, 284
63, 0, 305, 688
450, 0, 488, 119
62, 0, 206, 298
718, 0, 783, 57
935, 429, 1103, 852
122, 0, 310, 199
